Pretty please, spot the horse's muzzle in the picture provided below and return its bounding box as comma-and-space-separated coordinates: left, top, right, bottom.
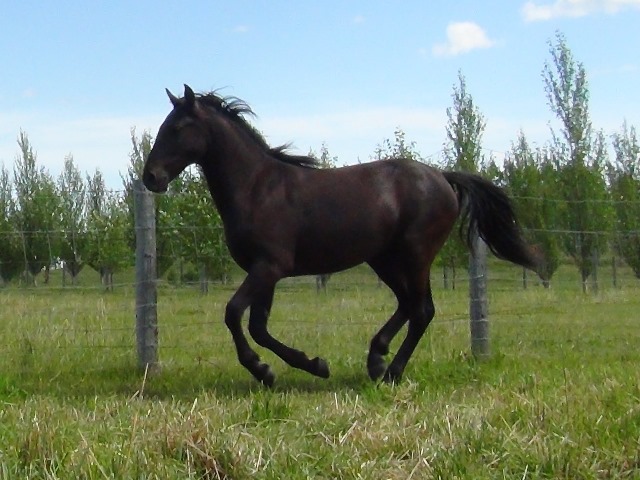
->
142, 167, 169, 193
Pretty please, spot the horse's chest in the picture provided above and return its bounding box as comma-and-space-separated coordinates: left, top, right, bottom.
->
223, 222, 289, 271
224, 227, 256, 270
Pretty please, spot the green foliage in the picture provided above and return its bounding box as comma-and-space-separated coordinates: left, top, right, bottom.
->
309, 142, 339, 168
167, 167, 232, 286
609, 121, 640, 277
0, 166, 23, 284
501, 133, 561, 286
57, 155, 87, 283
85, 170, 130, 288
438, 71, 487, 282
3, 34, 640, 298
122, 128, 176, 278
443, 70, 486, 173
543, 32, 612, 289
543, 31, 591, 161
12, 131, 60, 284
0, 128, 237, 290
372, 128, 423, 162
553, 134, 612, 287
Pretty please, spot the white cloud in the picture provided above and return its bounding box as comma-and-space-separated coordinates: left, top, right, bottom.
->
233, 25, 250, 33
432, 22, 496, 57
353, 15, 366, 24
522, 0, 640, 21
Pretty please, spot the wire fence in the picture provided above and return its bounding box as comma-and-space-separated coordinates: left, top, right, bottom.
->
2, 188, 640, 375
1, 230, 638, 290
2, 261, 638, 378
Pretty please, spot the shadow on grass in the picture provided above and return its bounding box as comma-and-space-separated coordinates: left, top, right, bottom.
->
1, 351, 502, 403
1, 360, 381, 401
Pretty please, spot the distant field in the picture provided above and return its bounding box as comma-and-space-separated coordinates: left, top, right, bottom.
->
1, 261, 639, 478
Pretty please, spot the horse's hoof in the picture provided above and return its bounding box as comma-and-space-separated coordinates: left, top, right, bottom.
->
256, 363, 276, 387
381, 367, 402, 385
367, 355, 387, 381
311, 357, 330, 378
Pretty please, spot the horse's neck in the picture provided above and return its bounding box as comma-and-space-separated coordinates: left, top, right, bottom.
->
199, 141, 279, 221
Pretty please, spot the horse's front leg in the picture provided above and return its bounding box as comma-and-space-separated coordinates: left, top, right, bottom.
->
224, 271, 277, 386
247, 282, 330, 380
224, 265, 329, 386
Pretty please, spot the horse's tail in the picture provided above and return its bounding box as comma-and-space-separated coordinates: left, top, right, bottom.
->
442, 171, 541, 271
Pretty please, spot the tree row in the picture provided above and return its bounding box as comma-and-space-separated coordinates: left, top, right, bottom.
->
1, 32, 638, 292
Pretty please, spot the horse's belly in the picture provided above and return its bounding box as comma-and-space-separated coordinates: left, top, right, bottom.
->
293, 232, 383, 275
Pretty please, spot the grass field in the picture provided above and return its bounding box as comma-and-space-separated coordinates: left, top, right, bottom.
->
1, 261, 639, 479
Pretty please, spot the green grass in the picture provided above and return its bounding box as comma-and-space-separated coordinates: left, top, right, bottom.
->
1, 263, 639, 479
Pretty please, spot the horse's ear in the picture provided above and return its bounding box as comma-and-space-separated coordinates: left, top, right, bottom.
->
166, 88, 180, 108
184, 84, 196, 110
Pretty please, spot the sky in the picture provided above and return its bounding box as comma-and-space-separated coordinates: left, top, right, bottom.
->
1, 0, 639, 188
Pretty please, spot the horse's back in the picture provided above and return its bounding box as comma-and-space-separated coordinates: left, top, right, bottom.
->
288, 159, 459, 274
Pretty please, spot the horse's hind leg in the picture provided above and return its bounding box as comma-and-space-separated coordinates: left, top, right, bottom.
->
383, 280, 435, 383
367, 258, 410, 381
368, 256, 436, 383
367, 307, 408, 380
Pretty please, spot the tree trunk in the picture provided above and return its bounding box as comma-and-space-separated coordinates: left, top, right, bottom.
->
199, 264, 208, 294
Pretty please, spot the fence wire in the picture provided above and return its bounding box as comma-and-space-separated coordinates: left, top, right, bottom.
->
2, 192, 640, 370
1, 264, 638, 356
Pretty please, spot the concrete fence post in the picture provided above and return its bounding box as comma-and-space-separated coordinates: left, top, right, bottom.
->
469, 234, 490, 359
134, 179, 158, 371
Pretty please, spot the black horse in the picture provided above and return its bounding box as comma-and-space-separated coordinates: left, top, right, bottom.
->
143, 85, 540, 386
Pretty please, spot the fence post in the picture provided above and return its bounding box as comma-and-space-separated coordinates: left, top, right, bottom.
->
134, 179, 158, 371
469, 233, 489, 359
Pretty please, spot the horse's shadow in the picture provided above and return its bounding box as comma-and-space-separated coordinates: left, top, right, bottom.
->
4, 363, 378, 402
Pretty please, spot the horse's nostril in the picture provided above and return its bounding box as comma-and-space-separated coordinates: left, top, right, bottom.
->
143, 168, 169, 192
142, 170, 155, 187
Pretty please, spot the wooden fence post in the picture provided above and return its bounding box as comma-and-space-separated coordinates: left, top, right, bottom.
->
134, 179, 158, 371
469, 234, 490, 359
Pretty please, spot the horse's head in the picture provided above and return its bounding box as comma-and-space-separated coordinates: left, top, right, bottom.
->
143, 84, 210, 193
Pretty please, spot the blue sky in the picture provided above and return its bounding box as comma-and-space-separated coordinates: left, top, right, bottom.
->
1, 0, 639, 187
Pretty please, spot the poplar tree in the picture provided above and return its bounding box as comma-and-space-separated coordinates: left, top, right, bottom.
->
12, 132, 60, 285
609, 121, 640, 277
501, 133, 561, 286
543, 31, 612, 291
438, 71, 486, 288
444, 71, 485, 173
123, 128, 176, 277
169, 167, 231, 292
313, 142, 339, 168
58, 155, 86, 284
372, 128, 423, 162
85, 169, 130, 289
0, 166, 23, 284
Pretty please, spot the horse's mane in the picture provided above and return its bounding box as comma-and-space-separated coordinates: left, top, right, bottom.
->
197, 92, 319, 169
